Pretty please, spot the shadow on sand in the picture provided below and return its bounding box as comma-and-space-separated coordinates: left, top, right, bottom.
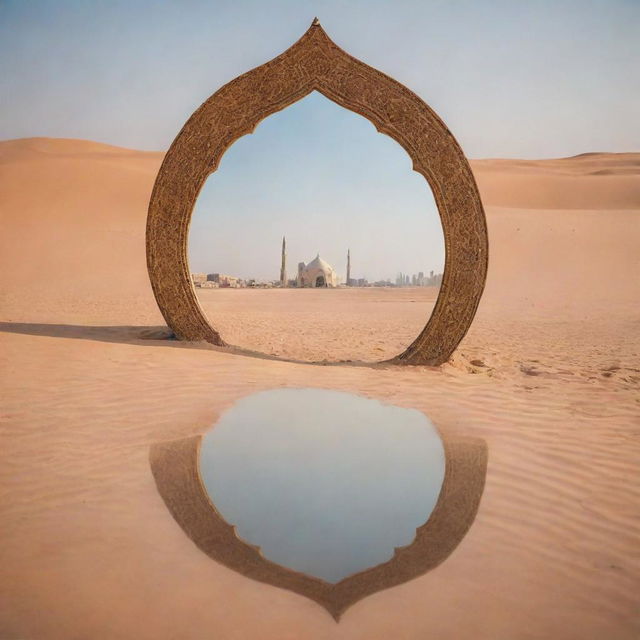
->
0, 322, 183, 347
0, 322, 396, 368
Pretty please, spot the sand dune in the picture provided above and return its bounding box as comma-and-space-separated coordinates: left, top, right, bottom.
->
471, 152, 640, 210
1, 138, 639, 640
0, 138, 163, 300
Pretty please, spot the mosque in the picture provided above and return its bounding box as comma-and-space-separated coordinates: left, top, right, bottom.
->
280, 237, 349, 288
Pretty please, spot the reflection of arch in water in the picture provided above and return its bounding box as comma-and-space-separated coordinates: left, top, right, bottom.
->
146, 19, 488, 365
149, 433, 487, 621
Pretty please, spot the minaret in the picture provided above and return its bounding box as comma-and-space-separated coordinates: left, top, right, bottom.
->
346, 248, 351, 286
280, 236, 287, 287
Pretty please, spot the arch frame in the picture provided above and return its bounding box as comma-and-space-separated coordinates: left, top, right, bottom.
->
146, 20, 488, 365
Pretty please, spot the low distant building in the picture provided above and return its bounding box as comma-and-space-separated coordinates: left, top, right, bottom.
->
191, 273, 207, 286
207, 273, 242, 288
247, 279, 274, 288
200, 281, 219, 289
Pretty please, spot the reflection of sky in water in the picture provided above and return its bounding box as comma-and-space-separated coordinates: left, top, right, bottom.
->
199, 388, 445, 583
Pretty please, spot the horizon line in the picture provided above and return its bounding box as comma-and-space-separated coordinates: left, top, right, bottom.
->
2, 136, 639, 163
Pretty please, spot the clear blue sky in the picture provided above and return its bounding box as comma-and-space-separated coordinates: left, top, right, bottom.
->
2, 0, 638, 280
1, 0, 638, 157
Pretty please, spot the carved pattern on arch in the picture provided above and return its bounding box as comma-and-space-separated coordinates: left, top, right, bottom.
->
146, 21, 488, 365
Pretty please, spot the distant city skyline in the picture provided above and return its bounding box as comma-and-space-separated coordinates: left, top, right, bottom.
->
190, 240, 444, 286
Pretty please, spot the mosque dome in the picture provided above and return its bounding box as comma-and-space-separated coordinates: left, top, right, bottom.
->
305, 254, 333, 273
297, 254, 337, 288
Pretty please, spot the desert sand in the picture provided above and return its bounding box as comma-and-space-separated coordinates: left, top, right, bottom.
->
1, 137, 639, 640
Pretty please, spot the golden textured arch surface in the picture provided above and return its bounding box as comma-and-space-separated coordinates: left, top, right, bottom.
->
146, 20, 488, 365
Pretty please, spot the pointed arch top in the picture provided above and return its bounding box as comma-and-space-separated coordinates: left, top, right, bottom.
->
146, 19, 488, 365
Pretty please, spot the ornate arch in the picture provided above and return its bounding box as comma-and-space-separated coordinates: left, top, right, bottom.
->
146, 19, 488, 365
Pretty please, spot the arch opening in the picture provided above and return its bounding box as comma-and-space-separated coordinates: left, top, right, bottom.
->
146, 21, 488, 366
187, 91, 445, 363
